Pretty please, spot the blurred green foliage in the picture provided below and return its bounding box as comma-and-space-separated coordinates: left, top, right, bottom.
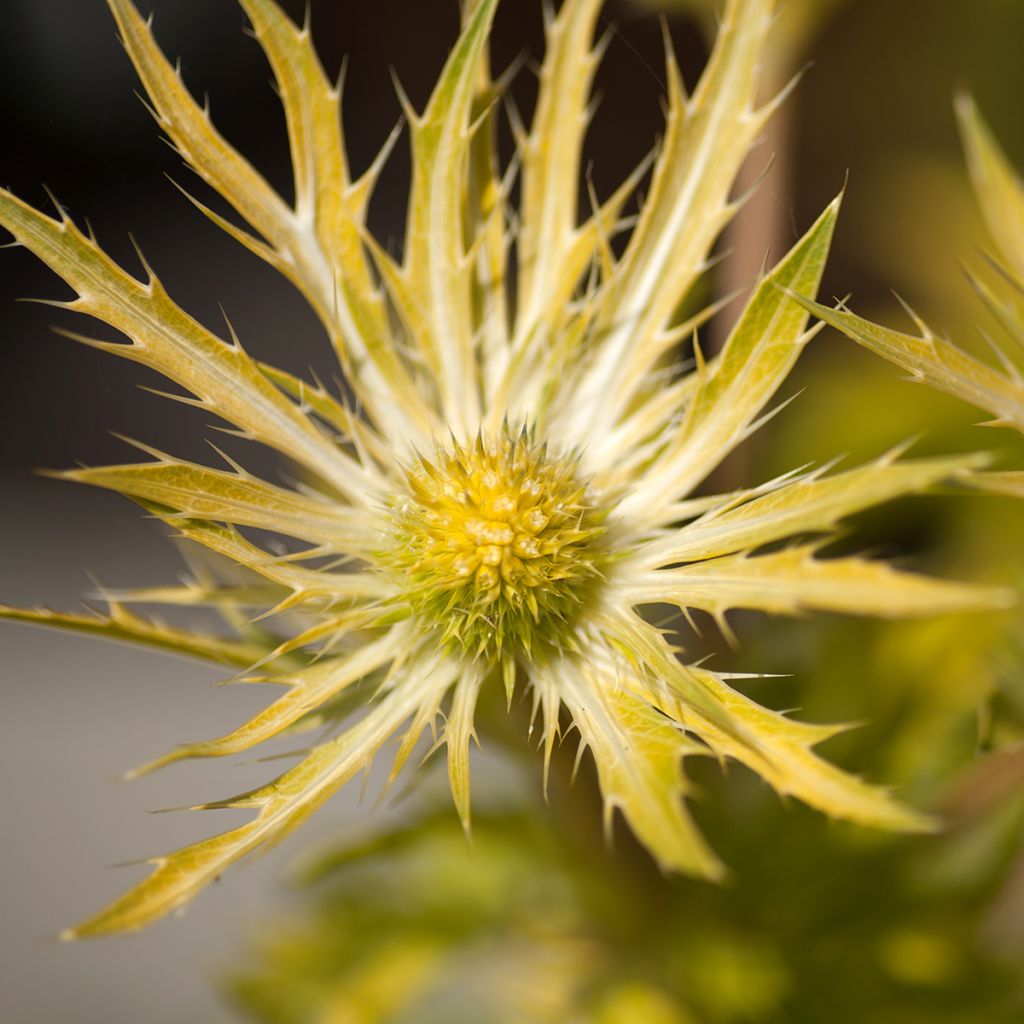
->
228, 731, 1024, 1023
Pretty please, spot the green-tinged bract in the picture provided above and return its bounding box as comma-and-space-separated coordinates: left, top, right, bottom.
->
795, 95, 1024, 493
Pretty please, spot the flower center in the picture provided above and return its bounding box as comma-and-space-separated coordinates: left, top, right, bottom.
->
386, 428, 606, 661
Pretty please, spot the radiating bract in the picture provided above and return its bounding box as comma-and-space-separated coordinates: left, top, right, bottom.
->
797, 96, 1024, 498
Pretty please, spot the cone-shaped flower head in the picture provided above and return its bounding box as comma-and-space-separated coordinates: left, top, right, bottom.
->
386, 428, 607, 664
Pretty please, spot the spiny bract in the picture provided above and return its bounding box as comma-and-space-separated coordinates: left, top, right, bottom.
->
796, 95, 1024, 500
0, 0, 1003, 937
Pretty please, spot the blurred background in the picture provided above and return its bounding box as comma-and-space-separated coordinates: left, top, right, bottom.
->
2, 1, 1024, 1021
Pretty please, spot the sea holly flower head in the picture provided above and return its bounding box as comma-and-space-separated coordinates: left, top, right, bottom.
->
384, 426, 608, 668
0, 0, 1005, 937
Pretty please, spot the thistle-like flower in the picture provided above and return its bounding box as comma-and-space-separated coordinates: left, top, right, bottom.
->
0, 0, 1003, 937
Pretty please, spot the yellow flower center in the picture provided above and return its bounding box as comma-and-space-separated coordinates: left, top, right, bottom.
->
386, 428, 606, 661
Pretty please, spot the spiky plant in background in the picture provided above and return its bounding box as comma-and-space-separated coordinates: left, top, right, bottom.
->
0, 0, 1006, 939
798, 96, 1024, 486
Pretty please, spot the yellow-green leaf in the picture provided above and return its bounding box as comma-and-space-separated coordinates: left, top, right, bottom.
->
618, 195, 840, 520
956, 93, 1024, 280
627, 545, 1009, 620
794, 297, 1024, 433
675, 663, 934, 833
0, 603, 270, 670
62, 458, 375, 552
555, 656, 723, 879
65, 655, 460, 938
638, 452, 984, 567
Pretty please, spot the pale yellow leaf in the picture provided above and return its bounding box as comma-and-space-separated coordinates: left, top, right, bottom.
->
794, 297, 1024, 433
444, 666, 485, 833
970, 470, 1024, 499
379, 0, 499, 435
570, 0, 773, 436
0, 603, 271, 670
637, 453, 984, 567
555, 657, 723, 879
107, 0, 431, 442
64, 654, 459, 937
957, 93, 1024, 280
128, 626, 410, 776
62, 458, 375, 553
626, 545, 1010, 619
0, 189, 374, 502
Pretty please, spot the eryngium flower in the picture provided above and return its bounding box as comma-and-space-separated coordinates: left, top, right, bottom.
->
0, 0, 1003, 936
